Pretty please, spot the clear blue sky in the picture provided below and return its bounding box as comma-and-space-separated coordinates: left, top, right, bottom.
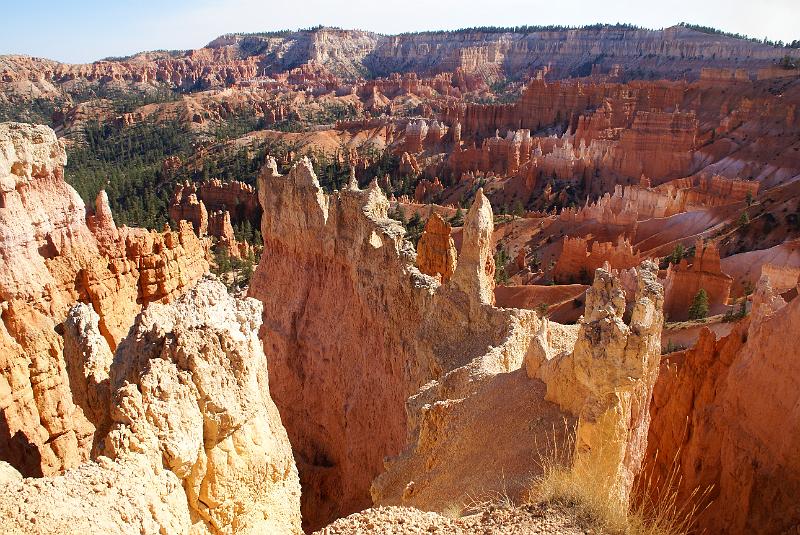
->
2, 0, 798, 64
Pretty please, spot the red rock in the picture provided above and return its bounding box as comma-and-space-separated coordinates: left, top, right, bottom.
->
398, 152, 421, 176
553, 236, 641, 283
0, 123, 209, 477
662, 239, 733, 321
413, 178, 444, 203
646, 275, 800, 533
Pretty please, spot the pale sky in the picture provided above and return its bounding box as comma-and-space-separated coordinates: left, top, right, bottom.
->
1, 0, 798, 64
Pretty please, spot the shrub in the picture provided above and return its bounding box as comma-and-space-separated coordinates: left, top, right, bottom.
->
530, 424, 709, 535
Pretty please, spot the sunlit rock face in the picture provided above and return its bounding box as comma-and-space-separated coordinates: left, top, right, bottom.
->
250, 155, 665, 530
0, 122, 208, 477
0, 278, 302, 535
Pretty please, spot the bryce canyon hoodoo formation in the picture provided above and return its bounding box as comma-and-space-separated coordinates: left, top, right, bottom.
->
1, 17, 800, 535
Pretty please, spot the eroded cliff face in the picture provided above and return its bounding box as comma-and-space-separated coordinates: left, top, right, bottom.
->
646, 275, 800, 534
0, 279, 302, 534
3, 25, 794, 103
248, 158, 439, 529
0, 122, 208, 477
371, 261, 663, 515
249, 155, 664, 528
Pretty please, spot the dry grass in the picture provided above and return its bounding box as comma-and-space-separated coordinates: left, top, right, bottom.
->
628, 449, 713, 535
528, 422, 711, 535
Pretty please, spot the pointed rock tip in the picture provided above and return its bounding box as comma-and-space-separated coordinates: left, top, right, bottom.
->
291, 157, 321, 188
348, 168, 359, 191
264, 155, 279, 176
96, 189, 109, 206
467, 188, 492, 220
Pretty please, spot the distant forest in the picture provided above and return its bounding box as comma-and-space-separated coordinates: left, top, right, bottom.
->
678, 22, 800, 49
222, 23, 798, 48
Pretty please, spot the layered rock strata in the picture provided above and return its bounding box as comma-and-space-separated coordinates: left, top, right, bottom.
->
4, 25, 794, 102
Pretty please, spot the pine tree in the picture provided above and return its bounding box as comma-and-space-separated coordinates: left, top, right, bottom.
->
449, 207, 464, 227
670, 243, 685, 265
738, 211, 750, 227
688, 288, 710, 320
494, 248, 511, 284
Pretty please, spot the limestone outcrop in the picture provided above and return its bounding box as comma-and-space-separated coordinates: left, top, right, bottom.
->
372, 261, 663, 515
0, 453, 192, 534
0, 278, 302, 534
646, 275, 800, 533
570, 263, 663, 509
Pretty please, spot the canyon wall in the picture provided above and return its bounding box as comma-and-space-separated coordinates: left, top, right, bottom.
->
3, 26, 798, 105
647, 276, 800, 533
248, 154, 666, 528
248, 159, 439, 530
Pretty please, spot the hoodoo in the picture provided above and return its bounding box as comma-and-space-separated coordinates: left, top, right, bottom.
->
0, 279, 302, 534
0, 123, 208, 477
250, 155, 665, 529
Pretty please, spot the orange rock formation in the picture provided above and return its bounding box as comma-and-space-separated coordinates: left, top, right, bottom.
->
170, 178, 259, 229
248, 159, 438, 530
249, 155, 664, 530
416, 213, 457, 282
0, 122, 208, 477
662, 239, 733, 320
553, 236, 641, 283
647, 276, 800, 533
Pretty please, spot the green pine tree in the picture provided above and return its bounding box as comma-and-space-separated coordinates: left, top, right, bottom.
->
738, 211, 750, 227
688, 288, 710, 320
449, 207, 464, 227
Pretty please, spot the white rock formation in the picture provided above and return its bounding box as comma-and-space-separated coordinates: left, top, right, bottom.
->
0, 278, 302, 534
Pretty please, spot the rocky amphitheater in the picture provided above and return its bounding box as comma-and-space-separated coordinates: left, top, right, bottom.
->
1, 19, 799, 535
